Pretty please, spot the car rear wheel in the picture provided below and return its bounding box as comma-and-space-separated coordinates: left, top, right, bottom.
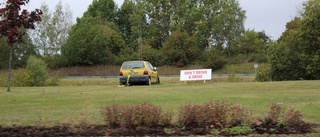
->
146, 77, 151, 86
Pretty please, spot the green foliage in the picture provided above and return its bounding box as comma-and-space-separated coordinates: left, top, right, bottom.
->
239, 29, 264, 55
46, 71, 61, 86
0, 71, 6, 87
0, 36, 38, 69
57, 0, 247, 67
12, 69, 31, 87
62, 17, 125, 66
269, 43, 305, 81
44, 54, 68, 68
25, 56, 49, 86
142, 45, 166, 66
84, 0, 118, 22
162, 31, 199, 67
226, 66, 239, 82
222, 124, 253, 136
255, 64, 271, 82
204, 48, 226, 70
269, 0, 320, 80
12, 56, 49, 87
28, 2, 73, 68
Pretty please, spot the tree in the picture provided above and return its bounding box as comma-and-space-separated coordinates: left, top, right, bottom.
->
269, 0, 320, 80
205, 48, 226, 71
0, 35, 38, 69
28, 3, 51, 57
169, 0, 246, 53
298, 0, 320, 79
0, 0, 42, 91
25, 56, 48, 86
13, 56, 49, 87
145, 0, 173, 49
28, 1, 73, 68
117, 0, 135, 44
162, 31, 199, 67
238, 29, 264, 55
83, 0, 118, 22
62, 17, 125, 66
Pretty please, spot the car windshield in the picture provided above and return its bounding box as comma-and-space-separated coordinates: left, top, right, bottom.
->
122, 62, 145, 69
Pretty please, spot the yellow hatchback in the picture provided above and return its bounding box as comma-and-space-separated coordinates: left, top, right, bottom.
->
119, 61, 160, 86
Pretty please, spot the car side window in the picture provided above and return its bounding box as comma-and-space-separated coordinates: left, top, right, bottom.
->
147, 62, 154, 70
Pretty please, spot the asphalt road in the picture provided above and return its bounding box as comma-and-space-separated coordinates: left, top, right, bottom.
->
63, 74, 255, 79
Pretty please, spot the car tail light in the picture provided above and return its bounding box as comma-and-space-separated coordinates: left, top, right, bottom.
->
119, 71, 123, 76
143, 70, 148, 75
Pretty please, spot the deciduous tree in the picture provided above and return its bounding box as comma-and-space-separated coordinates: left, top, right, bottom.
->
269, 0, 320, 80
28, 1, 73, 68
62, 17, 125, 66
0, 0, 42, 91
162, 31, 199, 67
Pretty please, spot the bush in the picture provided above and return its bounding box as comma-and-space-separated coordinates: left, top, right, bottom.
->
12, 69, 31, 87
222, 124, 253, 136
226, 66, 239, 82
26, 56, 49, 86
178, 101, 249, 129
0, 71, 7, 87
142, 45, 166, 66
255, 64, 271, 82
248, 53, 267, 63
205, 48, 226, 70
44, 54, 68, 68
283, 107, 306, 128
266, 102, 283, 122
99, 101, 312, 135
101, 102, 173, 129
12, 56, 49, 87
253, 102, 311, 134
46, 77, 61, 86
162, 31, 199, 67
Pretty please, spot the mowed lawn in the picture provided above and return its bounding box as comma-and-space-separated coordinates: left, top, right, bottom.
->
0, 78, 319, 128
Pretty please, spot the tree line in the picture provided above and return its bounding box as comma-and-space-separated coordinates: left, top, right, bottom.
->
1, 0, 319, 81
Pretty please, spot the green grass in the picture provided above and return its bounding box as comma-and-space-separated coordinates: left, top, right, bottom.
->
0, 78, 319, 129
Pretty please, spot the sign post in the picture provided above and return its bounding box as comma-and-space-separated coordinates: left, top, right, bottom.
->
254, 64, 259, 75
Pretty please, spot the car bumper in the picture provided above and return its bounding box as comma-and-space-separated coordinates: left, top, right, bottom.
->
119, 75, 149, 85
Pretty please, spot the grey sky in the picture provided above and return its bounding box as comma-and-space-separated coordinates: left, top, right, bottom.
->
24, 0, 306, 40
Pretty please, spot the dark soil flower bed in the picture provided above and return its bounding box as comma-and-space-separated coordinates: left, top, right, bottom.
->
0, 123, 318, 137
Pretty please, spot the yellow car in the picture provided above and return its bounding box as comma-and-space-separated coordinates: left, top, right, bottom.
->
119, 61, 160, 86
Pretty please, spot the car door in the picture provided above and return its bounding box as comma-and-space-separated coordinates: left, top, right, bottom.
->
147, 62, 158, 83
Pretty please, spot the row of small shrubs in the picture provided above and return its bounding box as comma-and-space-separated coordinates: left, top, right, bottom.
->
178, 101, 249, 129
101, 102, 173, 128
5, 56, 60, 87
101, 101, 312, 136
253, 102, 311, 134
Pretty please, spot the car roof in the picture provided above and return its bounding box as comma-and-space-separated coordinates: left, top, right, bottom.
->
124, 61, 148, 63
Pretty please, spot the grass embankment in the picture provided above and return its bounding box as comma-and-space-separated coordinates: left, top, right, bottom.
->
44, 63, 259, 76
0, 79, 319, 129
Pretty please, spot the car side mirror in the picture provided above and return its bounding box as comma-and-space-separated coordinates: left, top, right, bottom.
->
153, 67, 157, 71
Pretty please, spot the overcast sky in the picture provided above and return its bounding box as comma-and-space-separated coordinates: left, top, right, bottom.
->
22, 0, 306, 40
